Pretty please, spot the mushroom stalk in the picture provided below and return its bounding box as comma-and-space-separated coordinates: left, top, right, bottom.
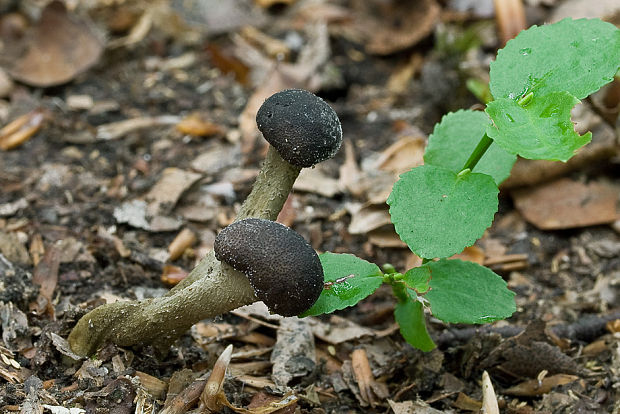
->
236, 146, 301, 221
68, 252, 255, 356
168, 146, 300, 293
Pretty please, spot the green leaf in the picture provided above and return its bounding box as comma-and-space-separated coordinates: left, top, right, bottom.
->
403, 266, 431, 294
387, 165, 498, 259
394, 290, 435, 351
422, 259, 516, 324
490, 18, 620, 101
486, 91, 591, 161
424, 110, 516, 184
300, 253, 383, 317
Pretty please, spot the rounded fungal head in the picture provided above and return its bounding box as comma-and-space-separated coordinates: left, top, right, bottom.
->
256, 89, 343, 168
214, 218, 324, 316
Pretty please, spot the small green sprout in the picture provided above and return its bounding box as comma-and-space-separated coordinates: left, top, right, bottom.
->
306, 18, 620, 351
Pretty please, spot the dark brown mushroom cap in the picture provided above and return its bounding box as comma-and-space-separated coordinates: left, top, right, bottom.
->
256, 89, 343, 168
214, 218, 324, 316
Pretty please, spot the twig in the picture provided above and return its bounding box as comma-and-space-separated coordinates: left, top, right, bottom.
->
434, 310, 620, 348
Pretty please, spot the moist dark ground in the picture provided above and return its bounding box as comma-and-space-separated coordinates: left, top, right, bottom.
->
0, 1, 619, 413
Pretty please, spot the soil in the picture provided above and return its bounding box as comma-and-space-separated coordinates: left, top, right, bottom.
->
0, 1, 619, 413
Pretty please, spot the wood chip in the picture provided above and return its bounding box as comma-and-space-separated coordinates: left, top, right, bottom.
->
96, 116, 180, 140
135, 371, 168, 400
176, 113, 224, 137
0, 109, 45, 151
271, 318, 315, 387
351, 348, 388, 407
167, 228, 196, 261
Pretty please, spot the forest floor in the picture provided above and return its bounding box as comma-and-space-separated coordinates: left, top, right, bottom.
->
0, 0, 619, 413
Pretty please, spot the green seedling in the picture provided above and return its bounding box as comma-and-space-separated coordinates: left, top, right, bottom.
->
303, 18, 620, 351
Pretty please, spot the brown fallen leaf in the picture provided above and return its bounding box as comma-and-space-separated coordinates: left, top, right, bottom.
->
294, 167, 341, 198
387, 54, 424, 95
348, 205, 391, 235
375, 136, 426, 175
504, 374, 579, 396
338, 140, 365, 197
134, 371, 168, 400
30, 243, 60, 317
236, 23, 330, 156
481, 320, 580, 379
276, 194, 297, 228
550, 0, 620, 23
388, 399, 446, 414
606, 319, 620, 334
512, 178, 619, 230
247, 392, 297, 414
254, 0, 296, 8
493, 0, 526, 45
106, 10, 152, 49
205, 42, 251, 85
309, 315, 376, 345
146, 168, 203, 217
6, 1, 103, 87
193, 322, 254, 346
240, 26, 290, 59
352, 0, 440, 55
367, 229, 406, 248
452, 392, 482, 411
450, 245, 485, 265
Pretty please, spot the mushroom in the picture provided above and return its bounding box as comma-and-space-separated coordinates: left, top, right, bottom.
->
236, 89, 342, 220
68, 89, 342, 356
214, 218, 323, 316
256, 88, 342, 168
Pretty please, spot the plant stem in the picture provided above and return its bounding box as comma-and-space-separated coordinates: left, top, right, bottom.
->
461, 133, 494, 172
68, 146, 301, 356
391, 281, 408, 303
